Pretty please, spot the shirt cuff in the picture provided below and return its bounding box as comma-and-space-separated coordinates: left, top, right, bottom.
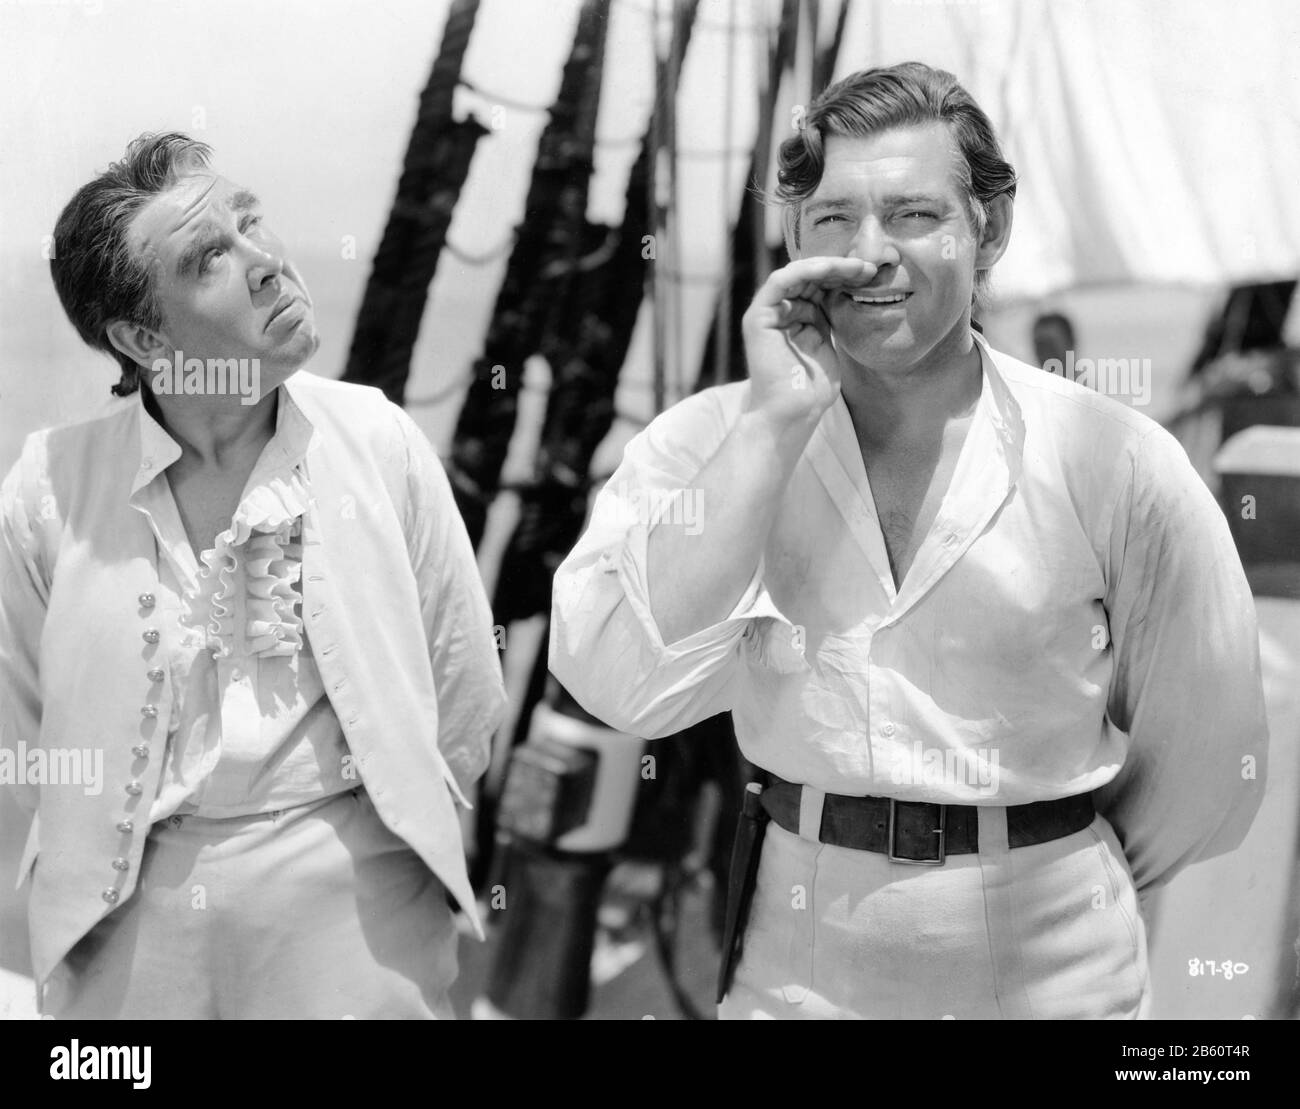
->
613, 518, 792, 657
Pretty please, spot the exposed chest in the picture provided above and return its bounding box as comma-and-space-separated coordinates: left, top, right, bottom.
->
862, 416, 973, 587
166, 460, 261, 558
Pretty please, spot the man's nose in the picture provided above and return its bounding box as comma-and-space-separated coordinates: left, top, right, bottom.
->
246, 242, 285, 291
847, 217, 900, 269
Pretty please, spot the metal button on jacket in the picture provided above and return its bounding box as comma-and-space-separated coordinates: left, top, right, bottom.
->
140, 705, 158, 718
147, 668, 165, 682
111, 858, 130, 872
101, 889, 120, 904
138, 593, 156, 609
124, 781, 143, 796
131, 744, 149, 759
116, 819, 134, 834
142, 629, 160, 644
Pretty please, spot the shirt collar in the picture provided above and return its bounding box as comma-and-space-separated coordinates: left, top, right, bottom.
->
130, 378, 317, 496
803, 328, 1027, 612
970, 328, 1026, 460
813, 328, 1026, 480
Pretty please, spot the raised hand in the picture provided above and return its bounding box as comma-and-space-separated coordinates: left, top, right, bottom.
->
741, 256, 876, 431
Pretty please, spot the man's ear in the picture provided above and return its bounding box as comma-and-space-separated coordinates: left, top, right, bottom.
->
105, 320, 169, 375
974, 194, 1014, 270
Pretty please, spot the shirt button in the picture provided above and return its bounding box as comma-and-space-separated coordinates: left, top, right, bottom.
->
140, 705, 158, 718
111, 858, 130, 872
131, 744, 150, 759
138, 593, 156, 609
125, 781, 143, 796
880, 721, 896, 737
101, 889, 120, 904
142, 629, 160, 644
116, 819, 134, 834
147, 668, 165, 682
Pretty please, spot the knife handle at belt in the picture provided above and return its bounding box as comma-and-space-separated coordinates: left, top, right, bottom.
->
716, 781, 770, 1006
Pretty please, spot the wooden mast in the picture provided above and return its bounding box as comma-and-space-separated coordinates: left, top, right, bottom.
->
342, 0, 486, 404
449, 0, 614, 547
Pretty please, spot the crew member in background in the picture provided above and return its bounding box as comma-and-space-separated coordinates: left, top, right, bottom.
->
1032, 309, 1075, 371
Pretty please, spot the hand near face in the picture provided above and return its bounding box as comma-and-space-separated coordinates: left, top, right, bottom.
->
741, 256, 876, 431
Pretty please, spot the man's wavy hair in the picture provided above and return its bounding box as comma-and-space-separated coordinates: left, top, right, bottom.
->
50, 132, 213, 397
776, 62, 1017, 309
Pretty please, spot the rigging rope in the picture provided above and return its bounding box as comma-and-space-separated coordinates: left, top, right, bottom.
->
619, 0, 767, 35
444, 231, 518, 266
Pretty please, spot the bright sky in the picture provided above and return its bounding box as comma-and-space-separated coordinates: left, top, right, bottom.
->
2, 0, 1296, 471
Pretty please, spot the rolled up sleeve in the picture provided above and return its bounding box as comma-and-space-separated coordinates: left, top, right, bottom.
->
550, 388, 791, 739
1094, 424, 1269, 895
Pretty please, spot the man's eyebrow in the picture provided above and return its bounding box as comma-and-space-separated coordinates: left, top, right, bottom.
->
174, 192, 261, 275
803, 197, 854, 216
803, 192, 950, 215
880, 192, 948, 208
229, 189, 260, 213
175, 224, 221, 276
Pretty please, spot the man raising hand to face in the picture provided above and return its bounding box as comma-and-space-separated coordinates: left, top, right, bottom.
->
552, 62, 1266, 1019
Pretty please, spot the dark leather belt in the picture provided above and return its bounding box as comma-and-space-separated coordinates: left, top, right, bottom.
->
760, 776, 1095, 864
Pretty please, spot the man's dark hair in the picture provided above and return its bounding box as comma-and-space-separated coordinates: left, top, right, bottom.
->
50, 132, 213, 397
776, 61, 1018, 307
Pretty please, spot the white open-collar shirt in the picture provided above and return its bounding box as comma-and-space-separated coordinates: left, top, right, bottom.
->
550, 331, 1268, 895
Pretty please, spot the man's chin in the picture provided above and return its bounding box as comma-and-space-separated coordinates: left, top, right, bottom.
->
272, 329, 320, 372
250, 348, 316, 400
262, 361, 307, 392
833, 330, 918, 373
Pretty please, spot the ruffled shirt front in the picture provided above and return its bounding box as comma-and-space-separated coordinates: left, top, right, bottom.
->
185, 470, 309, 661
128, 388, 353, 821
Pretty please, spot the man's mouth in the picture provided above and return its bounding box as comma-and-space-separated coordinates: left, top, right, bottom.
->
845, 290, 912, 306
266, 295, 299, 329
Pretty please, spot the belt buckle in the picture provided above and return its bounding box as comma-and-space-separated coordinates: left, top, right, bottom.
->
887, 799, 946, 865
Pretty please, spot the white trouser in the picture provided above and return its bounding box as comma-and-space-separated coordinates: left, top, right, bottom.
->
44, 787, 459, 1019
720, 806, 1151, 1019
